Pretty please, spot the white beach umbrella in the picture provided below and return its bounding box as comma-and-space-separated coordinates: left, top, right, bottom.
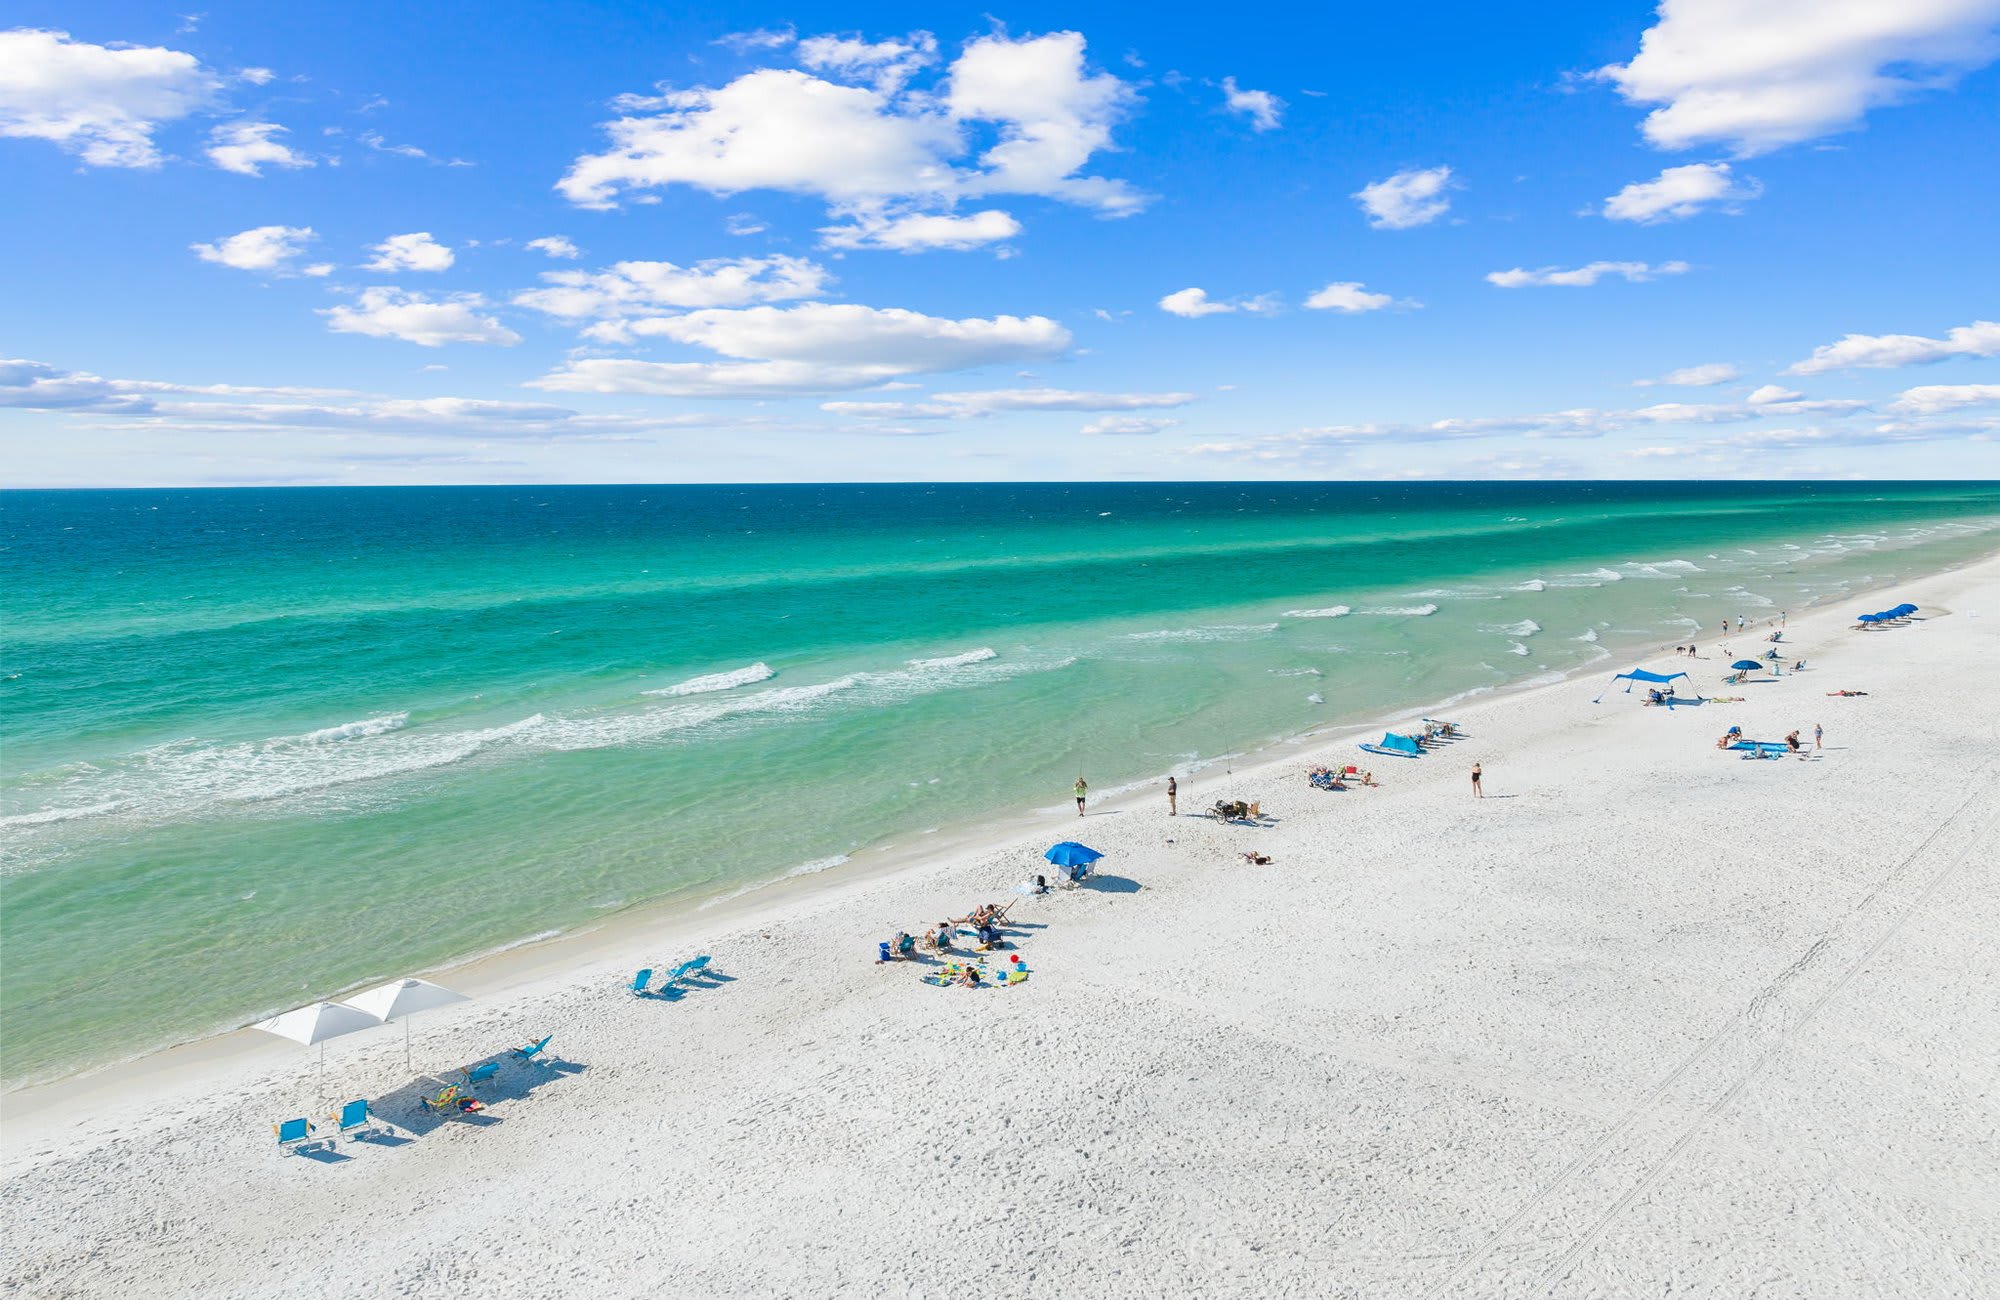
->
339, 977, 468, 1071
252, 1000, 384, 1090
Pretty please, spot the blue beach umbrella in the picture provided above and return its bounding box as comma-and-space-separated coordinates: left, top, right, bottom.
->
1731, 660, 1765, 671
1044, 841, 1103, 867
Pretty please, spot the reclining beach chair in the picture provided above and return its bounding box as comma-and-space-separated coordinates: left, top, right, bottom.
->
512, 1034, 553, 1065
273, 1117, 321, 1155
419, 1083, 484, 1116
629, 968, 654, 996
460, 1061, 500, 1087
327, 1099, 383, 1142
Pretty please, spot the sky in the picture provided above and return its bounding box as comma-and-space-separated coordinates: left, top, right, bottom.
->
2, 0, 1998, 486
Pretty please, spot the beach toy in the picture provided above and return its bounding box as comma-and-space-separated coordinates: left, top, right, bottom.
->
877, 942, 891, 963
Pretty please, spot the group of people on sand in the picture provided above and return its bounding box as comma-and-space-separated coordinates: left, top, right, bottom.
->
881, 901, 1013, 967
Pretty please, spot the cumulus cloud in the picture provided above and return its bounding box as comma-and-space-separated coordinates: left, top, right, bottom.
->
819, 208, 1020, 252
1486, 260, 1690, 288
558, 30, 1141, 235
204, 120, 311, 175
1636, 362, 1740, 387
512, 255, 831, 335
1886, 383, 2000, 413
1303, 281, 1397, 313
1747, 384, 1802, 404
1787, 319, 2000, 374
1220, 76, 1283, 131
0, 28, 220, 167
1352, 166, 1454, 229
1159, 288, 1235, 317
525, 235, 580, 259
323, 288, 520, 347
796, 31, 937, 91
364, 232, 455, 273
1602, 162, 1760, 223
531, 302, 1070, 397
1594, 0, 2000, 155
1082, 414, 1178, 435
191, 224, 316, 271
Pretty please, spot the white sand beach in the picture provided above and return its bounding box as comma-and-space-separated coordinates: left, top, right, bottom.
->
4, 555, 1997, 1299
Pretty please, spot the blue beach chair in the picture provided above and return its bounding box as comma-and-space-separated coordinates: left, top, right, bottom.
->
328, 1100, 381, 1142
512, 1034, 553, 1065
274, 1117, 320, 1154
460, 1061, 500, 1087
630, 968, 653, 995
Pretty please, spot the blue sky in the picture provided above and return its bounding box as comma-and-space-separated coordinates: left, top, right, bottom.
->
3, 1, 1998, 485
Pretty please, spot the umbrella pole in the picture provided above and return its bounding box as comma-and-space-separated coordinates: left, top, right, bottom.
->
405, 1016, 413, 1073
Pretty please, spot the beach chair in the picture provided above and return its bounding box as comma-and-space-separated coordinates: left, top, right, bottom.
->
460, 1061, 500, 1087
419, 1083, 483, 1116
677, 955, 713, 981
327, 1099, 382, 1142
512, 1034, 553, 1065
629, 968, 654, 996
273, 1117, 321, 1155
989, 902, 1015, 928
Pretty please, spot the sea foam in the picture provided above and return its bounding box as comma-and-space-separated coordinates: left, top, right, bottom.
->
1283, 605, 1350, 619
647, 662, 775, 697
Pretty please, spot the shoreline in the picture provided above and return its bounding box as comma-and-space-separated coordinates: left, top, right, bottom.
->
6, 546, 1997, 1296
6, 544, 1994, 1146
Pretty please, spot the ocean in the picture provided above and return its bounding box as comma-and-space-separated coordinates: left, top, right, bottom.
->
4, 481, 1997, 1087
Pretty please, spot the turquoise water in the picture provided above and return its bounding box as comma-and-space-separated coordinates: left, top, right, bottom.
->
4, 482, 1998, 1086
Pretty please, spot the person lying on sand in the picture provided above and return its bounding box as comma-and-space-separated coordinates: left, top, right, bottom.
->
1019, 875, 1049, 895
1827, 689, 1867, 696
955, 965, 983, 988
1240, 851, 1273, 865
1717, 726, 1743, 748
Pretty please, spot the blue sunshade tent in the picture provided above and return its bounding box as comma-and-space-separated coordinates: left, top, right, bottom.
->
1044, 841, 1103, 867
1600, 668, 1687, 700
1891, 603, 1917, 615
1731, 660, 1765, 671
1359, 732, 1423, 757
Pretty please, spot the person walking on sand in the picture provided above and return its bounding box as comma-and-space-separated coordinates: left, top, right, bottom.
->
1471, 762, 1483, 798
1166, 775, 1178, 816
1074, 776, 1088, 816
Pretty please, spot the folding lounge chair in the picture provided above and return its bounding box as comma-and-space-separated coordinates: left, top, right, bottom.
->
460, 1061, 500, 1087
629, 968, 654, 995
328, 1100, 382, 1142
419, 1084, 471, 1115
513, 1034, 553, 1065
273, 1117, 321, 1154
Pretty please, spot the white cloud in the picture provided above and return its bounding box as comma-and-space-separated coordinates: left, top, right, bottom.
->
1486, 260, 1690, 288
532, 302, 1069, 397
1159, 287, 1234, 317
796, 31, 937, 92
559, 31, 1140, 227
715, 27, 796, 53
513, 255, 831, 331
1747, 384, 1802, 403
0, 28, 220, 167
725, 213, 767, 236
191, 224, 316, 271
303, 263, 334, 277
205, 120, 311, 175
238, 66, 274, 85
820, 400, 958, 418
1303, 281, 1396, 314
1083, 415, 1178, 435
323, 288, 520, 347
1352, 166, 1454, 230
1886, 383, 2000, 413
1595, 0, 2000, 155
819, 208, 1020, 252
934, 388, 1197, 412
365, 232, 455, 273
525, 236, 580, 259
1220, 76, 1283, 131
1602, 162, 1760, 223
1787, 319, 2000, 373
1636, 362, 1741, 387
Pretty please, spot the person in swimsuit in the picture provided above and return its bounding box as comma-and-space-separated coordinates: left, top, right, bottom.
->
1471, 762, 1483, 798
1074, 777, 1088, 816
1166, 775, 1177, 816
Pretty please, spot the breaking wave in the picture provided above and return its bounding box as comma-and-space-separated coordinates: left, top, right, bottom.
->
647, 662, 775, 697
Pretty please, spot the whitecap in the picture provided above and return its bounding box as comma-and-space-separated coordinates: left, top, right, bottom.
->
646, 662, 775, 697
906, 648, 997, 669
296, 713, 409, 744
1357, 603, 1439, 617
0, 800, 126, 830
1306, 692, 1325, 704
1282, 605, 1350, 619
1124, 623, 1279, 642
1508, 642, 1531, 656
1573, 628, 1599, 643
786, 854, 851, 877
1483, 619, 1541, 638
1513, 579, 1547, 592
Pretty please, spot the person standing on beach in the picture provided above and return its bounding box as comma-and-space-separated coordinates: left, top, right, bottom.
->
1166, 775, 1178, 816
1074, 777, 1088, 816
1814, 723, 1823, 749
1471, 762, 1483, 798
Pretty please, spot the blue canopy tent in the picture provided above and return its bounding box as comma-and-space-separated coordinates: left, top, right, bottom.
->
1359, 732, 1423, 757
1045, 841, 1103, 883
1856, 602, 1919, 627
